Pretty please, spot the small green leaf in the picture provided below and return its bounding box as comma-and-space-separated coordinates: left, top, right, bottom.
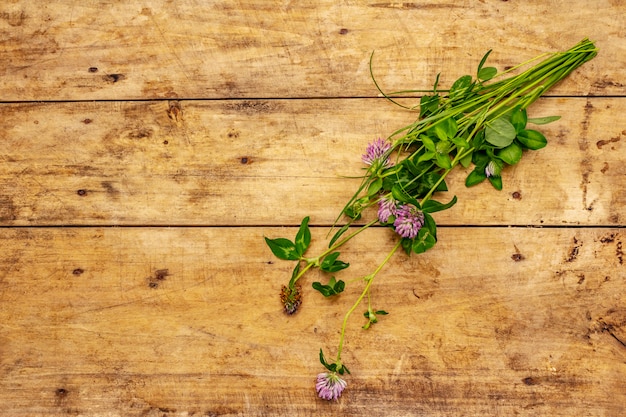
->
465, 168, 487, 187
434, 152, 452, 169
312, 277, 345, 297
423, 212, 437, 238
430, 117, 458, 141
320, 252, 350, 273
460, 151, 473, 168
327, 261, 349, 273
329, 224, 350, 248
423, 172, 448, 192
488, 175, 503, 190
510, 108, 528, 133
527, 115, 561, 125
412, 228, 437, 254
422, 195, 457, 214
344, 204, 362, 220
367, 178, 383, 197
391, 185, 420, 207
497, 142, 523, 165
420, 135, 436, 153
416, 150, 436, 164
402, 158, 421, 176
319, 349, 343, 373
449, 75, 473, 99
432, 73, 441, 92
401, 237, 413, 255
485, 117, 516, 147
517, 129, 547, 150
420, 94, 440, 117
264, 237, 299, 260
321, 251, 340, 267
290, 262, 300, 282
319, 349, 328, 367
472, 151, 489, 166
362, 308, 388, 329
478, 66, 497, 81
294, 216, 311, 257
476, 49, 492, 77
450, 134, 469, 149
312, 282, 330, 297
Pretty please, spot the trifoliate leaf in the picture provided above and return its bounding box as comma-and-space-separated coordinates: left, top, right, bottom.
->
320, 252, 350, 273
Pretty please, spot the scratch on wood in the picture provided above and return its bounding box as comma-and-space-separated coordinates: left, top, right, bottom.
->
565, 237, 581, 262
598, 319, 626, 348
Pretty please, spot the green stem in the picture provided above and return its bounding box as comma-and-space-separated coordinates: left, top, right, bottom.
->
335, 240, 402, 365
289, 219, 378, 288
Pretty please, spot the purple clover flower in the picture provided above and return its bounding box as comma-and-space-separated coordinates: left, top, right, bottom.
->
316, 372, 347, 401
377, 196, 398, 223
362, 138, 392, 167
393, 204, 425, 239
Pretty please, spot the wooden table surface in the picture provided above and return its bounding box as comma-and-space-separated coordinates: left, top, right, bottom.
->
1, 1, 625, 416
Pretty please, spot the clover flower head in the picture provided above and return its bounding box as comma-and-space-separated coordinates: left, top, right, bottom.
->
377, 196, 398, 223
485, 160, 501, 178
362, 138, 392, 167
280, 284, 302, 315
316, 372, 347, 401
393, 204, 425, 239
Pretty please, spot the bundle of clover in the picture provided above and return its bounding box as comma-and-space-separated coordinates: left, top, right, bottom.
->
265, 38, 597, 401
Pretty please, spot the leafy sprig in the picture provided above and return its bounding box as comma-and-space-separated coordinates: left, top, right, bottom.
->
264, 38, 598, 400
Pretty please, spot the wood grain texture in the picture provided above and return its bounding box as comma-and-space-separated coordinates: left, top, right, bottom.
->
1, 97, 625, 226
0, 227, 624, 416
1, 0, 625, 415
0, 0, 624, 100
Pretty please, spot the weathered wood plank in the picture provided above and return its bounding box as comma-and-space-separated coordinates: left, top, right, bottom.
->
1, 98, 624, 226
0, 0, 623, 100
0, 227, 624, 416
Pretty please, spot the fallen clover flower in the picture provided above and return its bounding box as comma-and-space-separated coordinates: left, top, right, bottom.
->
315, 372, 348, 401
264, 38, 598, 401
